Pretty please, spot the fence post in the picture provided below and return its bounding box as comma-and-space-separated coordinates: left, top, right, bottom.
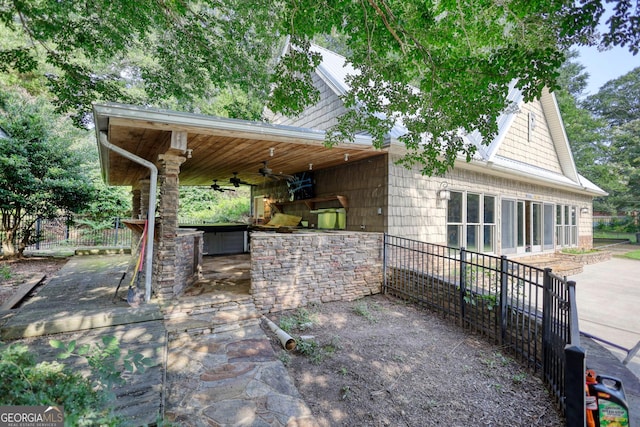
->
382, 233, 388, 294
564, 344, 586, 427
542, 268, 553, 386
114, 216, 120, 246
35, 218, 42, 250
564, 280, 585, 427
64, 214, 70, 241
499, 255, 509, 345
459, 247, 467, 325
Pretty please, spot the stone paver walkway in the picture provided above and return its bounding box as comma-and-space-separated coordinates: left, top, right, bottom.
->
165, 321, 316, 426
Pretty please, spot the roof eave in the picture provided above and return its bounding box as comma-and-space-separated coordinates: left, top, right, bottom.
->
457, 158, 608, 197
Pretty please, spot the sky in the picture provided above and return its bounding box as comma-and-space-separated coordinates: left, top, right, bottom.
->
577, 43, 639, 96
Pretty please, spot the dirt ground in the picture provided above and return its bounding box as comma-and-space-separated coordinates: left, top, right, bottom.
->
265, 294, 564, 427
0, 257, 67, 307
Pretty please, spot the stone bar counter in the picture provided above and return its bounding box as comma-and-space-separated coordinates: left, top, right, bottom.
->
249, 230, 383, 313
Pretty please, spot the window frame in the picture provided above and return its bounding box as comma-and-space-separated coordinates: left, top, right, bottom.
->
446, 191, 496, 253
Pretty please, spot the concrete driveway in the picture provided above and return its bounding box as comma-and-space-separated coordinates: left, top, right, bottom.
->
569, 252, 640, 379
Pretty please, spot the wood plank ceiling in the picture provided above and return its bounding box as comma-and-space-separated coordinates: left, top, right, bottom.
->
101, 112, 388, 188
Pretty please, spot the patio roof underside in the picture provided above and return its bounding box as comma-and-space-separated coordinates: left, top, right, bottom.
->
99, 114, 388, 187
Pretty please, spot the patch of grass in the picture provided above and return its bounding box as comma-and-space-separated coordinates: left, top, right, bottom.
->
277, 351, 291, 366
295, 335, 341, 365
278, 316, 297, 333
512, 373, 527, 384
561, 248, 599, 254
340, 385, 351, 400
338, 366, 348, 376
481, 351, 511, 369
0, 265, 11, 280
278, 307, 317, 333
353, 301, 378, 322
622, 250, 640, 260
323, 335, 342, 355
594, 232, 637, 242
296, 338, 323, 364
392, 354, 405, 363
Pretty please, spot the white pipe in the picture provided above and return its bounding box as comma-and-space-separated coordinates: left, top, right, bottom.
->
99, 131, 157, 302
263, 316, 296, 351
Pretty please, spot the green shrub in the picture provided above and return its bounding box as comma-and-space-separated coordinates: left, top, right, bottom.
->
0, 343, 116, 425
0, 336, 153, 426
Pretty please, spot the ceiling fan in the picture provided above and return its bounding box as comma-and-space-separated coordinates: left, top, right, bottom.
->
229, 172, 253, 187
258, 161, 294, 181
210, 180, 234, 192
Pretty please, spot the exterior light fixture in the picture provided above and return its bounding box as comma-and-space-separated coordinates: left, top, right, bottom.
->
344, 153, 349, 161
309, 163, 313, 170
580, 207, 589, 214
269, 147, 275, 157
438, 190, 451, 200
438, 182, 450, 200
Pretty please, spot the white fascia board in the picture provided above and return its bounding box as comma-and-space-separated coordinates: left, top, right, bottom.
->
92, 102, 374, 147
456, 157, 607, 197
539, 89, 580, 182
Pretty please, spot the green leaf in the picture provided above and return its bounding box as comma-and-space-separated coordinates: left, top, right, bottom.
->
49, 339, 63, 349
76, 344, 91, 356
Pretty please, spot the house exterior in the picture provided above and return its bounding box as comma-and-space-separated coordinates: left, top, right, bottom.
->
92, 44, 605, 303
261, 44, 606, 256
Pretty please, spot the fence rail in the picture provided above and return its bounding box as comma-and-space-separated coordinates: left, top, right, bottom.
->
1, 215, 133, 252
383, 234, 584, 425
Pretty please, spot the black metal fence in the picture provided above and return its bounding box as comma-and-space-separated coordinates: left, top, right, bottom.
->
383, 235, 584, 425
1, 215, 132, 251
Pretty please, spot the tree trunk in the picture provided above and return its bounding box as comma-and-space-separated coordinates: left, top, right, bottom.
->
1, 230, 17, 258
17, 227, 32, 257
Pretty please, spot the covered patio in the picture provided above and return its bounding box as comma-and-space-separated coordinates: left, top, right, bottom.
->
93, 103, 387, 304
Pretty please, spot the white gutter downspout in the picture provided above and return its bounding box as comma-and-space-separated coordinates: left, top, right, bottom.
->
99, 131, 157, 303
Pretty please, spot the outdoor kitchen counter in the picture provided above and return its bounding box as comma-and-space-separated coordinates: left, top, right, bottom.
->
179, 223, 248, 255
249, 230, 384, 313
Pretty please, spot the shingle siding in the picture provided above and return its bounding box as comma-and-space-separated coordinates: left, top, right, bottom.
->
386, 154, 593, 251
496, 100, 563, 173
264, 74, 347, 130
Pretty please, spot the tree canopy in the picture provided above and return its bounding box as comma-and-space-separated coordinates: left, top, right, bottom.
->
0, 85, 95, 256
556, 55, 640, 214
1, 0, 639, 174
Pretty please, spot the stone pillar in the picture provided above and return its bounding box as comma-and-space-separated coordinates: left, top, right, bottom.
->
131, 187, 141, 219
153, 154, 186, 301
139, 179, 151, 219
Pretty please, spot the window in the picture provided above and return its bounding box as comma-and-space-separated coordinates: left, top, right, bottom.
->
446, 191, 496, 253
483, 196, 496, 252
447, 192, 463, 248
253, 195, 266, 222
556, 205, 577, 247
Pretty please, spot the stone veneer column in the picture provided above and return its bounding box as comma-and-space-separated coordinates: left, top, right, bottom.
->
153, 154, 186, 301
138, 178, 151, 219
131, 187, 141, 220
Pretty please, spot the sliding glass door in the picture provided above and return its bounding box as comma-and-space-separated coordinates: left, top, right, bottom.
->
501, 199, 556, 254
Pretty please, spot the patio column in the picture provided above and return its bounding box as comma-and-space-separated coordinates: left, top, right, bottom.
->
138, 179, 151, 219
131, 187, 141, 219
153, 153, 186, 301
